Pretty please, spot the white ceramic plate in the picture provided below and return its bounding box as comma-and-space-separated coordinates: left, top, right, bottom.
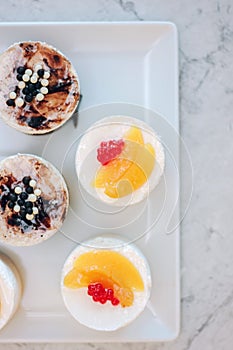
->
0, 22, 179, 342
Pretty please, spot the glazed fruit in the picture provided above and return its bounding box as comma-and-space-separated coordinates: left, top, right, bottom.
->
94, 126, 155, 198
63, 250, 144, 307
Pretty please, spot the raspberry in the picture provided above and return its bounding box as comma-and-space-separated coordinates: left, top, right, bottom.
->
97, 139, 125, 165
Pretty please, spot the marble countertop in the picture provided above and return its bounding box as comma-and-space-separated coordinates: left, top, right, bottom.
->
0, 0, 232, 349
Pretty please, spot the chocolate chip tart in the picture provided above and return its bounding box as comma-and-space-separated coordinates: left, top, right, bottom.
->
0, 41, 80, 134
0, 154, 69, 246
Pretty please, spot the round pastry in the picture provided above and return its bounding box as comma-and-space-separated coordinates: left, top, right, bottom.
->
0, 41, 80, 134
76, 116, 165, 206
61, 236, 151, 331
0, 254, 22, 331
0, 154, 69, 246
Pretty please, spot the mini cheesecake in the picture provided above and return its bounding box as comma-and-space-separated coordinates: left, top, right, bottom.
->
0, 41, 80, 134
76, 116, 165, 206
0, 154, 69, 246
0, 254, 21, 331
61, 236, 151, 331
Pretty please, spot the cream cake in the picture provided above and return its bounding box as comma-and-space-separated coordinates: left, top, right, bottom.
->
76, 116, 165, 206
0, 154, 69, 246
0, 254, 21, 331
61, 236, 151, 331
0, 41, 80, 134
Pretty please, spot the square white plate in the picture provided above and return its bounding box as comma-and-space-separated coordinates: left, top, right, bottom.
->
0, 22, 179, 342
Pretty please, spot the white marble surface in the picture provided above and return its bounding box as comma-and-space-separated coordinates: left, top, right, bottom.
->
0, 0, 233, 349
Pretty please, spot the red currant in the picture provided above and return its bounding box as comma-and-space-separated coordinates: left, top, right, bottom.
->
111, 298, 120, 306
106, 288, 114, 300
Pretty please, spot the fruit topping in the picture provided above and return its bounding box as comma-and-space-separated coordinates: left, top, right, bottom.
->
97, 139, 125, 165
94, 126, 155, 198
63, 250, 144, 307
87, 283, 120, 306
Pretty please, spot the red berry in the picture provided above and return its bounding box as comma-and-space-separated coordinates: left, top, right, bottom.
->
93, 295, 99, 302
97, 139, 125, 165
99, 297, 107, 304
95, 283, 104, 294
111, 298, 120, 306
106, 288, 114, 300
87, 284, 96, 296
88, 289, 93, 296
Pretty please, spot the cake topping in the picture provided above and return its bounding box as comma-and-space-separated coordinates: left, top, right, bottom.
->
87, 283, 120, 306
97, 139, 125, 166
94, 126, 156, 198
9, 92, 16, 100
64, 250, 144, 307
6, 63, 51, 107
0, 175, 50, 231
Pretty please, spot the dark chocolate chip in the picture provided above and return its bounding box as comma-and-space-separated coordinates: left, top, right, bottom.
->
8, 201, 15, 209
25, 94, 33, 103
35, 81, 41, 89
23, 176, 31, 185
17, 199, 25, 206
6, 99, 15, 107
9, 193, 17, 202
22, 87, 30, 95
17, 66, 25, 75
28, 82, 36, 91
20, 191, 28, 200
14, 218, 21, 226
8, 218, 15, 226
20, 208, 26, 217
25, 201, 33, 208
26, 186, 33, 194
16, 74, 23, 81
28, 116, 46, 129
37, 69, 44, 77
26, 207, 33, 214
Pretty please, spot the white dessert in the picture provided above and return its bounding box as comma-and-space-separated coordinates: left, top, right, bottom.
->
0, 154, 69, 246
75, 116, 165, 206
0, 254, 21, 331
61, 236, 151, 331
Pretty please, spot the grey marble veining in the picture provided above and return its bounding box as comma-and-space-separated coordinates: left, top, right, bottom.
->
0, 0, 232, 349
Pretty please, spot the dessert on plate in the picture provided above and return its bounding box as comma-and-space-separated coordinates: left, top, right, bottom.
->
0, 41, 80, 134
0, 154, 69, 246
76, 116, 165, 206
61, 236, 151, 331
0, 254, 22, 331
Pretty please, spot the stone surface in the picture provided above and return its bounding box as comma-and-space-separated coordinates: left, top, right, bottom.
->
0, 0, 232, 349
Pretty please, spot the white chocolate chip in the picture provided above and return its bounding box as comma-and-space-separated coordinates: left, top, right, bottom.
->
15, 97, 24, 107
43, 71, 50, 79
18, 81, 26, 89
41, 79, 49, 87
22, 74, 30, 82
36, 93, 44, 102
30, 75, 38, 84
28, 194, 37, 202
14, 186, 22, 194
9, 91, 16, 99
29, 179, 37, 187
33, 207, 39, 215
34, 64, 42, 71
26, 213, 34, 221
34, 188, 41, 197
40, 87, 48, 95
13, 205, 20, 213
25, 69, 32, 76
